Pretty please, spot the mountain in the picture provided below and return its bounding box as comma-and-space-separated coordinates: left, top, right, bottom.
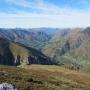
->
0, 28, 50, 50
1, 27, 90, 68
30, 28, 61, 34
0, 38, 54, 66
42, 29, 72, 57
0, 28, 62, 50
43, 27, 90, 68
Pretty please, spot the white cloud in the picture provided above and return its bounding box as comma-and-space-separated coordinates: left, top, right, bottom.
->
0, 0, 90, 28
4, 0, 54, 13
3, 0, 70, 14
0, 11, 90, 28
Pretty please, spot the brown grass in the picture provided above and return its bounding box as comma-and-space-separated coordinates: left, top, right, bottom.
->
0, 64, 90, 90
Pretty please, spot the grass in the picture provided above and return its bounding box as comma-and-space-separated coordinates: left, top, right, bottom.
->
63, 54, 90, 68
0, 64, 90, 90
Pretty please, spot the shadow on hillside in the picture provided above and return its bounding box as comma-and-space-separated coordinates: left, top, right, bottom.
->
0, 38, 15, 65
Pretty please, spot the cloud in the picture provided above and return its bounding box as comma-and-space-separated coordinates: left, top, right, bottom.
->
0, 0, 90, 28
0, 11, 90, 28
2, 0, 90, 14
4, 0, 54, 13
2, 0, 71, 14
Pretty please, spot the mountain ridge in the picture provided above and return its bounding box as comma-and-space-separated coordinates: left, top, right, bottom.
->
0, 37, 54, 66
0, 27, 90, 68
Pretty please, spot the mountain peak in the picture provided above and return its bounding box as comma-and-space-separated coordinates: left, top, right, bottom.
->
84, 27, 90, 35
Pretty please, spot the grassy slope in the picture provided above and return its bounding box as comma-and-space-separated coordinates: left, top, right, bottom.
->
10, 42, 30, 63
0, 65, 90, 90
43, 29, 90, 68
8, 41, 50, 65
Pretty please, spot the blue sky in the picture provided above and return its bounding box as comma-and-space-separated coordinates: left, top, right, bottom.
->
0, 0, 90, 28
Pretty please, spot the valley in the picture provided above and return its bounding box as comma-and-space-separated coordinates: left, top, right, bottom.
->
0, 0, 90, 89
0, 27, 90, 68
0, 27, 90, 90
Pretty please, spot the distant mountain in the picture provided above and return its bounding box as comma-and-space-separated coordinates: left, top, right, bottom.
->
0, 28, 61, 50
43, 27, 90, 68
0, 38, 54, 66
30, 28, 62, 34
1, 27, 90, 68
83, 27, 90, 35
42, 29, 72, 57
0, 28, 50, 50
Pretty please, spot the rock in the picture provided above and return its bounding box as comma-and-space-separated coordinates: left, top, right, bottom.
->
0, 83, 17, 90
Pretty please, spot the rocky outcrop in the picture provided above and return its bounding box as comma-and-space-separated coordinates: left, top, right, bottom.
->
0, 83, 17, 90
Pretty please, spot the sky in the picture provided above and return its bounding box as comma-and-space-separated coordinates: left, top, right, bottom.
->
0, 0, 90, 28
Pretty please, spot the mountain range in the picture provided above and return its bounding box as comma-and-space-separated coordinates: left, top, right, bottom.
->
43, 27, 90, 68
0, 27, 90, 69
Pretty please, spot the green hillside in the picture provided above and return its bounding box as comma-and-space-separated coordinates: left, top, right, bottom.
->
43, 27, 90, 68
